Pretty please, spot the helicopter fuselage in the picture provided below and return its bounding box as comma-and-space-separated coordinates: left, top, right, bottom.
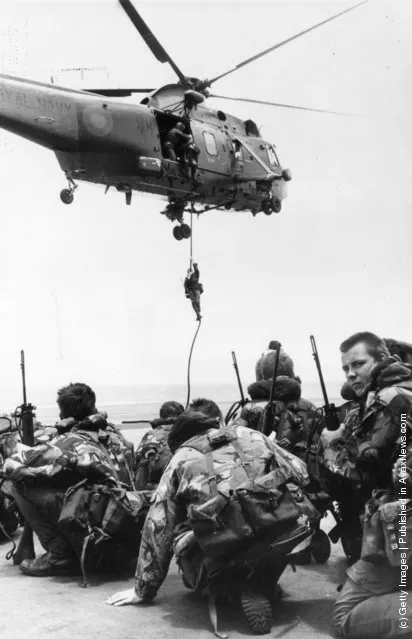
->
0, 74, 289, 216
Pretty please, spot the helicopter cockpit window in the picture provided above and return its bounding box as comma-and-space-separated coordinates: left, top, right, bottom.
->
267, 145, 279, 166
203, 131, 218, 156
245, 119, 260, 137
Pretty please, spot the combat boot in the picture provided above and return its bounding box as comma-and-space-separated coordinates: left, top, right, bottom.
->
19, 551, 79, 577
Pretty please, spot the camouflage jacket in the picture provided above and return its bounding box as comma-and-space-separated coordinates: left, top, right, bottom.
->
15, 414, 135, 489
134, 423, 308, 600
98, 423, 135, 489
3, 426, 119, 487
323, 359, 412, 498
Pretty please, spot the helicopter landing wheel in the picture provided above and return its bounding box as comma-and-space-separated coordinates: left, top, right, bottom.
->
271, 198, 282, 214
173, 225, 184, 241
60, 188, 74, 205
262, 201, 273, 216
180, 223, 191, 239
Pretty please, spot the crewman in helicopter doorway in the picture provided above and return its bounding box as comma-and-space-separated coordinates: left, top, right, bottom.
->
184, 263, 203, 321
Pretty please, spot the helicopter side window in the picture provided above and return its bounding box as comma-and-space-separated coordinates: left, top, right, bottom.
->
267, 145, 279, 166
203, 131, 218, 157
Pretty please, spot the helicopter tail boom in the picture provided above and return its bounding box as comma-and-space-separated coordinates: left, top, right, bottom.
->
0, 74, 80, 150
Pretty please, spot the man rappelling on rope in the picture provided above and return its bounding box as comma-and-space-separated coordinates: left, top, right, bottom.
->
184, 262, 203, 321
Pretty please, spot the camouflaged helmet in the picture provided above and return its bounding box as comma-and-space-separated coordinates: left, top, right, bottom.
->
257, 349, 295, 381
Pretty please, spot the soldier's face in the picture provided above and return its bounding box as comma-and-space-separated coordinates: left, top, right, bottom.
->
341, 342, 378, 398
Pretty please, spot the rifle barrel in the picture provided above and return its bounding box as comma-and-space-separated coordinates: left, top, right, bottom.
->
232, 351, 246, 405
261, 343, 281, 436
310, 335, 330, 407
20, 349, 27, 406
19, 349, 35, 446
310, 335, 340, 431
268, 342, 281, 405
13, 350, 36, 565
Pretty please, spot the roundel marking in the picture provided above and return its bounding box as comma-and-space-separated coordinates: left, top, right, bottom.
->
82, 105, 113, 137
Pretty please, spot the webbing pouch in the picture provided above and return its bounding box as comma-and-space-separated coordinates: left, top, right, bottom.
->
380, 502, 412, 568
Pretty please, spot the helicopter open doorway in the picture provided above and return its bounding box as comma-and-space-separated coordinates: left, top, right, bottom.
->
152, 111, 200, 240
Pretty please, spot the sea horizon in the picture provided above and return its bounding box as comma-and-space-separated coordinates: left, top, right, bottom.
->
4, 381, 344, 425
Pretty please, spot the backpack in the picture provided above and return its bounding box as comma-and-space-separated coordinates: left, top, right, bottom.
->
0, 484, 19, 550
245, 401, 309, 454
134, 428, 173, 490
276, 402, 310, 448
184, 427, 318, 562
58, 480, 151, 585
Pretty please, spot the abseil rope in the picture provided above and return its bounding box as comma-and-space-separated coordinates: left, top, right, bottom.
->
189, 213, 193, 270
185, 213, 201, 408
185, 318, 202, 408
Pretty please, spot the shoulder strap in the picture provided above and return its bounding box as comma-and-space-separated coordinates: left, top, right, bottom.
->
205, 451, 218, 497
228, 434, 253, 481
181, 427, 234, 454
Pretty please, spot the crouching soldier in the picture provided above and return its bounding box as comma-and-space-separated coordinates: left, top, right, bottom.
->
3, 383, 147, 578
107, 405, 315, 636
134, 401, 184, 490
243, 341, 318, 458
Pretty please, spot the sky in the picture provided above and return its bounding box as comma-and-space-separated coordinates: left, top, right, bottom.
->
0, 0, 411, 408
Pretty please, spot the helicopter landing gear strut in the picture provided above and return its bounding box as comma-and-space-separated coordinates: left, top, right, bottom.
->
161, 200, 192, 241
60, 178, 77, 205
116, 183, 133, 205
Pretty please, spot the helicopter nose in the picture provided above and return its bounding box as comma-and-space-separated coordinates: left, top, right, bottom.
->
282, 168, 292, 181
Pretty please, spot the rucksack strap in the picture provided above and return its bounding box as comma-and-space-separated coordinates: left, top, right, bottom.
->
205, 451, 218, 498
191, 429, 254, 497
1, 520, 17, 560
182, 426, 254, 495
181, 426, 235, 455
208, 592, 228, 639
228, 435, 253, 482
80, 531, 93, 588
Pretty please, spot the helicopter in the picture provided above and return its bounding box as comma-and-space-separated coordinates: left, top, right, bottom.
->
0, 0, 368, 241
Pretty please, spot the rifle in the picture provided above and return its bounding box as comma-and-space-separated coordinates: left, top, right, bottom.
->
224, 351, 249, 424
310, 335, 340, 431
12, 350, 36, 565
261, 341, 281, 436
232, 351, 247, 408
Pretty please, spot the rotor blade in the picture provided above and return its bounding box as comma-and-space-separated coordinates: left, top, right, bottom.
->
85, 88, 155, 97
118, 0, 186, 83
206, 0, 369, 86
209, 94, 359, 116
